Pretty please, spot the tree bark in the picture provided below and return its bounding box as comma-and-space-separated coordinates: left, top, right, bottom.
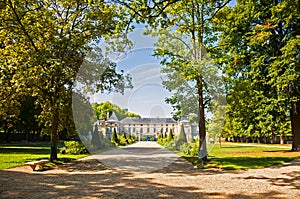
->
50, 109, 59, 161
280, 136, 284, 145
291, 102, 300, 151
197, 77, 207, 164
6, 127, 11, 143
263, 136, 267, 144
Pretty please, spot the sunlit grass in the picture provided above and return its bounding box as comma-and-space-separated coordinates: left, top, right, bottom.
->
0, 142, 89, 170
181, 142, 300, 170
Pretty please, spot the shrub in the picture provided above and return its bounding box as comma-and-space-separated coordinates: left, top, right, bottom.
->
165, 139, 177, 150
119, 133, 129, 146
189, 142, 199, 156
127, 135, 135, 144
111, 128, 119, 145
178, 142, 190, 155
167, 129, 174, 142
64, 141, 88, 155
157, 134, 162, 140
178, 124, 187, 144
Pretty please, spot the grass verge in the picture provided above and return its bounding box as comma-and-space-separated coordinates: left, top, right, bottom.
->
0, 142, 89, 170
179, 142, 300, 170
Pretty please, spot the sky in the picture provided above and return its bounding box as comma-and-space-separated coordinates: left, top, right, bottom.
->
89, 1, 237, 118
90, 28, 174, 118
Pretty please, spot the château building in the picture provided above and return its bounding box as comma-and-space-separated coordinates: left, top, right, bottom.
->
96, 112, 198, 141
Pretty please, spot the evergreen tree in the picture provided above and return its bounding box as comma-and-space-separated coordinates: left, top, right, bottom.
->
92, 123, 101, 149
111, 128, 119, 145
178, 124, 187, 144
167, 129, 174, 142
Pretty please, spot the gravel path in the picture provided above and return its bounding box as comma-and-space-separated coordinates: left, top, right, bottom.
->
1, 142, 299, 199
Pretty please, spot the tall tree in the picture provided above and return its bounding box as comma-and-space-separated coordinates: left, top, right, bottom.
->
140, 0, 230, 163
0, 0, 130, 160
216, 0, 299, 149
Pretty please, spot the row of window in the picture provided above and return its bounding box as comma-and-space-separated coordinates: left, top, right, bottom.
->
121, 127, 176, 133
123, 124, 175, 127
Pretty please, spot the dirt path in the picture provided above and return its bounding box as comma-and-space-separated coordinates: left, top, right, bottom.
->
1, 142, 299, 199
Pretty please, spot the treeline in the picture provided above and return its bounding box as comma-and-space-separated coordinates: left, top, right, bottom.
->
92, 101, 140, 121
214, 1, 299, 148
0, 95, 75, 142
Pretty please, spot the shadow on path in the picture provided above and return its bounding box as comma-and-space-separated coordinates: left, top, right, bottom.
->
0, 162, 290, 199
1, 142, 300, 198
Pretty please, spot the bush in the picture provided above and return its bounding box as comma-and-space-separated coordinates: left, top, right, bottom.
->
167, 129, 174, 142
178, 124, 187, 144
157, 134, 162, 140
111, 128, 119, 145
119, 133, 129, 146
178, 142, 190, 155
165, 139, 177, 150
127, 135, 135, 144
64, 141, 88, 155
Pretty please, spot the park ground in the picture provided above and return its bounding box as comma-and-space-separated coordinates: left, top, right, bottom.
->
1, 142, 300, 199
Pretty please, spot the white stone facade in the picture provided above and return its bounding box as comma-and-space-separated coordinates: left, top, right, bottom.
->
96, 112, 199, 141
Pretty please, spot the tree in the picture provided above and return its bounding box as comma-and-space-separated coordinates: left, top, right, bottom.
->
0, 0, 130, 161
163, 71, 199, 121
216, 0, 299, 149
91, 123, 101, 149
141, 0, 229, 163
178, 124, 187, 144
93, 101, 140, 121
111, 128, 119, 144
167, 128, 174, 142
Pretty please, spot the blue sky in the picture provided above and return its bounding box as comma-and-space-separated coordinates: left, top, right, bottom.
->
91, 1, 236, 118
91, 28, 174, 118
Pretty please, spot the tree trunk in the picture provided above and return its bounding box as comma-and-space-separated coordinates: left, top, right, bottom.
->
50, 109, 59, 161
280, 136, 284, 145
197, 77, 207, 164
263, 136, 267, 144
257, 137, 260, 144
291, 102, 300, 151
271, 132, 275, 144
6, 127, 11, 143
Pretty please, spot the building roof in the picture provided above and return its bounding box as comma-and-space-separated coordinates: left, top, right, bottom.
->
120, 117, 177, 124
107, 111, 119, 122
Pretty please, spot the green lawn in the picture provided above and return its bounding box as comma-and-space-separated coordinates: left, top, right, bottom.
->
0, 142, 89, 170
181, 142, 300, 170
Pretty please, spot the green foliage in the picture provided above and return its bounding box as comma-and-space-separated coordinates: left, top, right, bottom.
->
167, 129, 174, 142
178, 125, 187, 144
139, 0, 229, 161
157, 134, 162, 140
0, 0, 132, 159
111, 128, 119, 144
215, 0, 298, 147
93, 101, 140, 120
110, 129, 134, 146
127, 134, 135, 144
119, 133, 129, 146
64, 141, 88, 155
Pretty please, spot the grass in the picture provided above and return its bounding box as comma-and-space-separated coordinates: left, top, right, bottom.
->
0, 142, 89, 170
180, 142, 300, 170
